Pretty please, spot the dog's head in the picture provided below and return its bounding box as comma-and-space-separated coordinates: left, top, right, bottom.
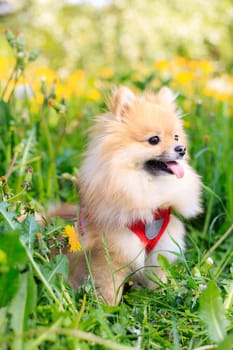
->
104, 86, 188, 178
80, 86, 201, 225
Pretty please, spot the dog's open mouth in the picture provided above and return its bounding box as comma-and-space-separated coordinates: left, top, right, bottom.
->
144, 160, 184, 178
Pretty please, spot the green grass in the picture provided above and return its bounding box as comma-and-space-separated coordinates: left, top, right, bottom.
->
0, 31, 233, 350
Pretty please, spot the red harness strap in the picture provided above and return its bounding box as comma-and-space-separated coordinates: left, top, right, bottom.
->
77, 210, 85, 236
78, 207, 171, 254
128, 208, 171, 254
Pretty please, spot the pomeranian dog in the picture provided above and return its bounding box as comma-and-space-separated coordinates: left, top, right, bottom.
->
63, 86, 202, 305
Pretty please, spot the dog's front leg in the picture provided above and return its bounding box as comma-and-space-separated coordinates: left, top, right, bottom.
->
89, 248, 130, 306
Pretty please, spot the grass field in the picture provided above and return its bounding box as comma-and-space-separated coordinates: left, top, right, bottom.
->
0, 30, 233, 350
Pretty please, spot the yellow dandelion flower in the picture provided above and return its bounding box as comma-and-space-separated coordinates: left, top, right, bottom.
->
67, 69, 85, 87
0, 57, 13, 79
36, 91, 44, 105
154, 60, 169, 71
199, 60, 214, 74
188, 60, 201, 71
215, 92, 231, 102
204, 88, 231, 102
34, 67, 58, 84
62, 225, 81, 252
99, 67, 114, 79
188, 60, 214, 74
175, 71, 195, 84
55, 82, 66, 100
174, 56, 188, 67
87, 88, 101, 101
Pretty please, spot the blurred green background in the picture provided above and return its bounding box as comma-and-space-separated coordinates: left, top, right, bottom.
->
1, 0, 233, 73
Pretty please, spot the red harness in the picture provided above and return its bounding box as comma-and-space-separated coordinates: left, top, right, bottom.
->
77, 210, 85, 237
128, 208, 171, 254
78, 207, 171, 254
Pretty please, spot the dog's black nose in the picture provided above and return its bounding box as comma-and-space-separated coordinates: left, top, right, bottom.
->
175, 145, 186, 156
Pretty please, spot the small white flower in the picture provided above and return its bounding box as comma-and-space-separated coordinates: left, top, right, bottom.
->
17, 51, 24, 58
14, 84, 33, 99
199, 283, 207, 292
206, 257, 214, 266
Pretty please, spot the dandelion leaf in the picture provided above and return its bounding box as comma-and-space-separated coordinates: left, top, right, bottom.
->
0, 232, 28, 307
0, 268, 19, 307
216, 331, 233, 350
0, 202, 19, 230
20, 215, 41, 251
199, 280, 229, 343
8, 270, 37, 350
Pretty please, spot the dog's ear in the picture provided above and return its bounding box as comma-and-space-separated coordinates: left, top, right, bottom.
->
155, 87, 178, 111
144, 87, 178, 112
108, 86, 136, 120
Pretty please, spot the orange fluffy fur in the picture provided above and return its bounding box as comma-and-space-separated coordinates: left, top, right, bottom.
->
68, 86, 202, 305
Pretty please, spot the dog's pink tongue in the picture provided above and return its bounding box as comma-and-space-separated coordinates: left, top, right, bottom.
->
165, 161, 184, 178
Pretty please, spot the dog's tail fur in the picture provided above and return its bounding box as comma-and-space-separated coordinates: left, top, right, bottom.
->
48, 203, 78, 222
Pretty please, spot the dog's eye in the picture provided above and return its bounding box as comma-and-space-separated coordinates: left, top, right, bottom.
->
174, 134, 179, 141
148, 136, 160, 145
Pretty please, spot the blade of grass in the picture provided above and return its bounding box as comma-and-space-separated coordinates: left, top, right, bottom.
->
1, 327, 135, 350
16, 127, 36, 193
20, 238, 63, 309
224, 280, 233, 310
201, 223, 233, 262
